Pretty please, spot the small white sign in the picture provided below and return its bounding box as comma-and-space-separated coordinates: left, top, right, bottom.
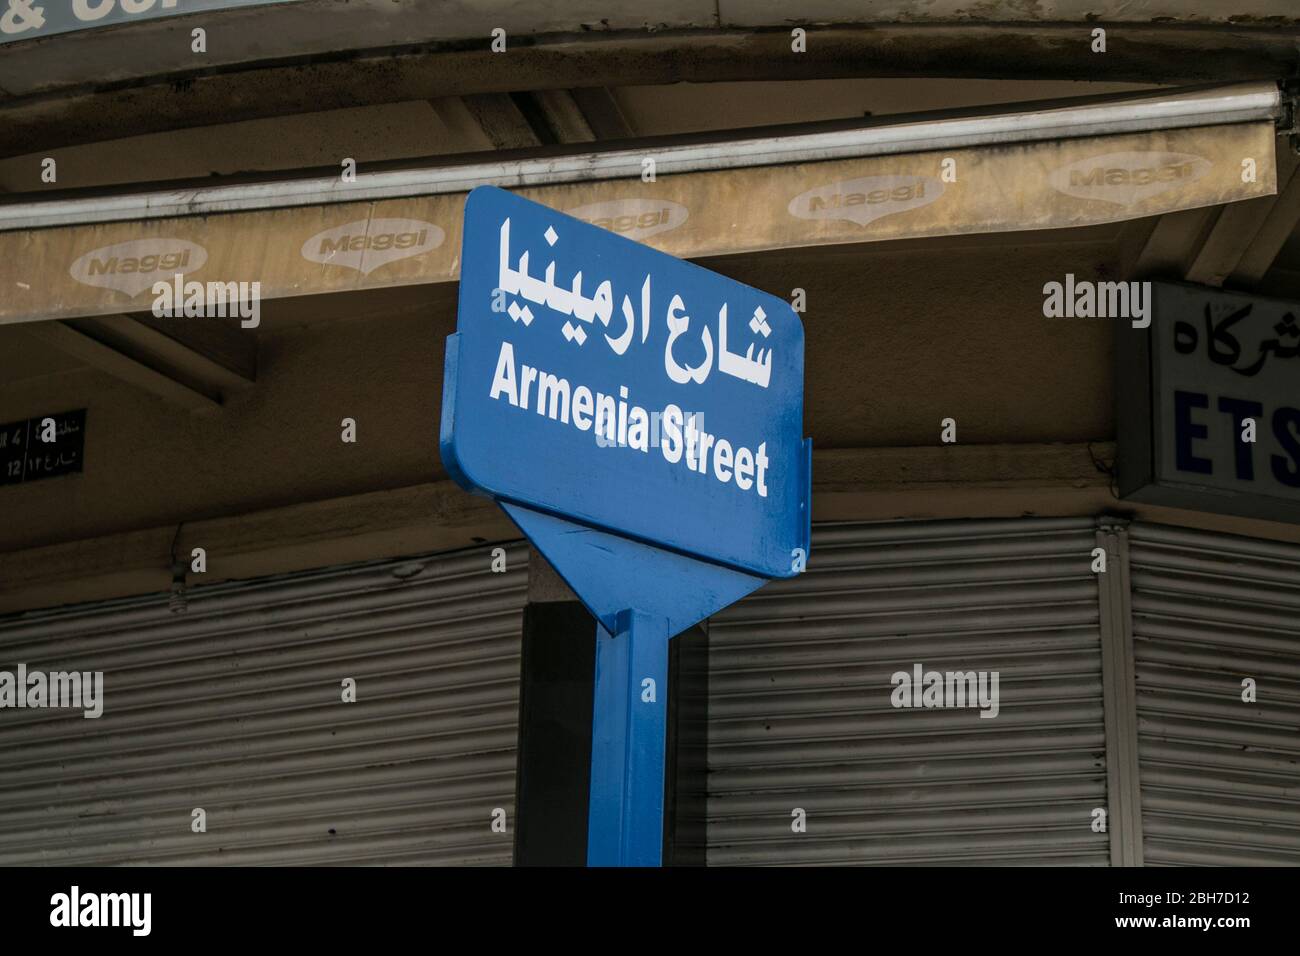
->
1119, 282, 1300, 522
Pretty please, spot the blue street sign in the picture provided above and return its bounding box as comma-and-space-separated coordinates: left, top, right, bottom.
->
441, 185, 810, 866
442, 185, 809, 579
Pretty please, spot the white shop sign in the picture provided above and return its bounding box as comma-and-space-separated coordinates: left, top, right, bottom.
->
1117, 281, 1300, 522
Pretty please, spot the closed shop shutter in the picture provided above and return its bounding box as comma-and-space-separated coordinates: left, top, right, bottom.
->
0, 543, 528, 866
706, 517, 1109, 866
1129, 523, 1300, 866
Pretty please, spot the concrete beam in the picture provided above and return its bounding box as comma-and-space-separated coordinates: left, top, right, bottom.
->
1229, 149, 1300, 289
97, 313, 256, 392
568, 88, 634, 139
1127, 206, 1220, 280
23, 320, 223, 412
532, 90, 597, 143
6, 442, 1300, 615
4, 0, 1297, 101
2, 26, 1296, 159
461, 94, 543, 150
1128, 137, 1300, 290
23, 313, 256, 411
1184, 145, 1300, 288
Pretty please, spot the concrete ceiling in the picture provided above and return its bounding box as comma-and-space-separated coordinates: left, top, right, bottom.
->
0, 2, 1297, 158
3, 1, 1294, 99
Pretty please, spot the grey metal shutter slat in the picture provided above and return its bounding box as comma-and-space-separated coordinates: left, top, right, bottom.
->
1130, 522, 1300, 867
706, 517, 1108, 866
0, 543, 528, 866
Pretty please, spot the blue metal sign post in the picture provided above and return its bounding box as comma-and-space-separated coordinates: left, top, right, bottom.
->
442, 186, 810, 865
587, 610, 669, 866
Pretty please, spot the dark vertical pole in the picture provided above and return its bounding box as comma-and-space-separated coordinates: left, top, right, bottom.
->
512, 600, 597, 866
512, 554, 709, 866
663, 620, 709, 866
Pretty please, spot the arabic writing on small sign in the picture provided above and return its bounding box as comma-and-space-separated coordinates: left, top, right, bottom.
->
0, 410, 86, 487
1174, 303, 1300, 378
497, 217, 775, 389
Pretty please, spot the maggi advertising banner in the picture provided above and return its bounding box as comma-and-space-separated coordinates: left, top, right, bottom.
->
0, 122, 1276, 326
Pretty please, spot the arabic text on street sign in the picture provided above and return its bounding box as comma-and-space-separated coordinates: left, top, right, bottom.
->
441, 186, 809, 579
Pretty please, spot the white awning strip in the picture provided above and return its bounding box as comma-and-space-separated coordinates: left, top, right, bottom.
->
0, 82, 1281, 232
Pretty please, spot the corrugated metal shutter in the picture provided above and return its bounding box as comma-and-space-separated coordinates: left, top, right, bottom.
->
0, 543, 528, 866
706, 517, 1109, 866
1129, 523, 1300, 867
